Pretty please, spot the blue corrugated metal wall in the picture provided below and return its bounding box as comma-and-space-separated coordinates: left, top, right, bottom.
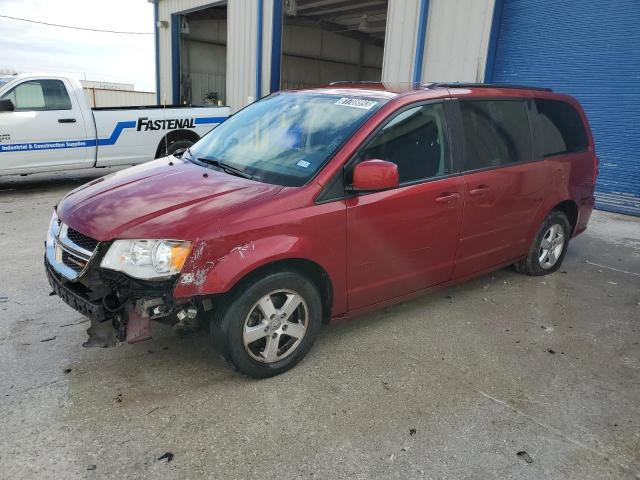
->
489, 0, 640, 216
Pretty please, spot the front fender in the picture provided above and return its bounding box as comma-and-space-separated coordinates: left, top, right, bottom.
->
173, 235, 321, 298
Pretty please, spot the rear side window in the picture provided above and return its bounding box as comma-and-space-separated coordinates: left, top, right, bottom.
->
534, 99, 588, 157
0, 80, 72, 111
460, 100, 532, 170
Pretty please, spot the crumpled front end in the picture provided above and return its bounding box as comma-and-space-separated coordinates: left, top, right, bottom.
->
45, 211, 205, 347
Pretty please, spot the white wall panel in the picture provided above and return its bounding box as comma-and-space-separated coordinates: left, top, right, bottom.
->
227, 0, 257, 111
421, 0, 494, 82
261, 0, 274, 97
382, 0, 421, 83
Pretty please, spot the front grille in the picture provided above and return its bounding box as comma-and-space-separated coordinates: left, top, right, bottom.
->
62, 250, 87, 273
66, 227, 99, 252
46, 221, 101, 281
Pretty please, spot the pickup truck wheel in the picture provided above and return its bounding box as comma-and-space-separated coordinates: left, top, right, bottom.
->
515, 211, 570, 276
165, 139, 193, 157
210, 271, 322, 378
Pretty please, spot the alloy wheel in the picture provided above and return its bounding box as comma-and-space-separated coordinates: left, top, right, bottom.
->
243, 289, 308, 363
538, 223, 565, 269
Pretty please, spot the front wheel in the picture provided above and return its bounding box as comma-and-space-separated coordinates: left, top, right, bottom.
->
210, 271, 322, 378
515, 211, 571, 276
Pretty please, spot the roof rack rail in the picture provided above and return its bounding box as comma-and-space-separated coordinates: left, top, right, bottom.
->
328, 80, 382, 85
427, 82, 553, 92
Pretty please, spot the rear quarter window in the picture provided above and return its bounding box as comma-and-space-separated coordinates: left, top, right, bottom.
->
534, 99, 588, 157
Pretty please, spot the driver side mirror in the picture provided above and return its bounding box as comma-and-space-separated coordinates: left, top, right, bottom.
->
348, 159, 399, 193
0, 99, 14, 112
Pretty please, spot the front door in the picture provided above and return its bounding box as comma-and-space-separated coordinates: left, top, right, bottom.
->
0, 78, 92, 173
346, 102, 464, 310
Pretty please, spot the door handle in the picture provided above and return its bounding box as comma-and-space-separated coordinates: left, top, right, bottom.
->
58, 118, 76, 123
469, 184, 490, 196
435, 192, 460, 203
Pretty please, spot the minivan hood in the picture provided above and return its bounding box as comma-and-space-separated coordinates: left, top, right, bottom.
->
57, 158, 283, 241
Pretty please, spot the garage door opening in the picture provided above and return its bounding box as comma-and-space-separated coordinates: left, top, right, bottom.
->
176, 3, 227, 105
280, 0, 388, 89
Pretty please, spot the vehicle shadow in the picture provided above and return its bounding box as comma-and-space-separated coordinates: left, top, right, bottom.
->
0, 168, 124, 195
72, 265, 525, 385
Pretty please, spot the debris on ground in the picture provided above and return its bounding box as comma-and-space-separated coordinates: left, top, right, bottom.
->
40, 336, 56, 342
547, 349, 556, 354
87, 465, 97, 471
382, 381, 391, 391
0, 295, 8, 303
409, 428, 416, 436
517, 451, 533, 463
63, 368, 72, 374
59, 319, 89, 328
158, 452, 174, 462
114, 393, 123, 403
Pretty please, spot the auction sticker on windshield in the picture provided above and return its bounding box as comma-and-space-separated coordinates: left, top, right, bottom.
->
335, 97, 379, 110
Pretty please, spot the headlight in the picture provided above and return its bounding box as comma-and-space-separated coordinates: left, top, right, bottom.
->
46, 209, 60, 247
100, 239, 192, 280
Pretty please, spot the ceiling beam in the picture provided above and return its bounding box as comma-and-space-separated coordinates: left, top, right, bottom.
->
299, 1, 387, 17
285, 15, 385, 47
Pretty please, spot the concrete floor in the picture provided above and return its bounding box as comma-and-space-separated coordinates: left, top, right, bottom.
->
0, 169, 639, 480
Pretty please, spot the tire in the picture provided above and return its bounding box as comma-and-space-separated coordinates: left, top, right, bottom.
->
514, 211, 571, 276
210, 271, 322, 378
164, 139, 194, 158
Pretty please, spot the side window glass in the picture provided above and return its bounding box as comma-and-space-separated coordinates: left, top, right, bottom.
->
460, 100, 532, 170
2, 81, 45, 110
0, 80, 71, 111
356, 103, 450, 184
535, 99, 588, 157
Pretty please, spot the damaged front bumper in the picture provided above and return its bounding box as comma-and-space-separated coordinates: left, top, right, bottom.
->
45, 256, 201, 348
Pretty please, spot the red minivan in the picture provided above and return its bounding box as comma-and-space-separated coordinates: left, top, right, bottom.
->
45, 83, 597, 377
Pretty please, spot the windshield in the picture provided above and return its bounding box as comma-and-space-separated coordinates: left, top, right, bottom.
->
0, 77, 12, 88
186, 91, 386, 186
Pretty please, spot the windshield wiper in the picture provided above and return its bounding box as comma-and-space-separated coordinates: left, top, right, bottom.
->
197, 157, 255, 180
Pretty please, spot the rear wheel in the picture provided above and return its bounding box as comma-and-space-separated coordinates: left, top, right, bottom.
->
210, 271, 322, 378
515, 211, 571, 276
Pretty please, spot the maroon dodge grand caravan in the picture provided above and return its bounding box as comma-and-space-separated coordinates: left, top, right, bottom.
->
46, 82, 597, 377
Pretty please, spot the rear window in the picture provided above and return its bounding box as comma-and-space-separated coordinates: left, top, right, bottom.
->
460, 99, 532, 170
534, 99, 588, 157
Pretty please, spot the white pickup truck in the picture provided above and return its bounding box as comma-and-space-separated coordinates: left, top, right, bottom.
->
0, 73, 230, 176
